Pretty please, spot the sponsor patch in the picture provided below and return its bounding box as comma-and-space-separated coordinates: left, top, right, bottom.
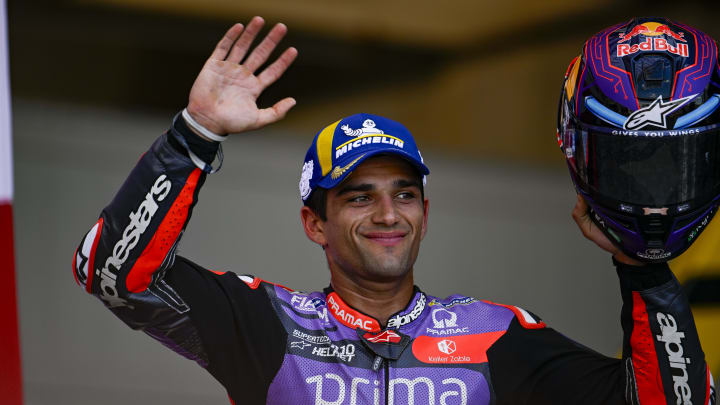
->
327, 292, 380, 332
290, 294, 325, 313
617, 37, 688, 58
412, 332, 505, 364
386, 293, 426, 329
311, 343, 356, 362
292, 329, 331, 345
299, 160, 313, 200
305, 373, 469, 405
428, 297, 476, 308
618, 22, 686, 43
340, 119, 384, 137
335, 136, 404, 160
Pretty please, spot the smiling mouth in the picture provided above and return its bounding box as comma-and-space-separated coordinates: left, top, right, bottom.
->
363, 231, 407, 246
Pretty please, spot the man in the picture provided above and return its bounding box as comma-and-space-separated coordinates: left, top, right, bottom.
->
73, 17, 714, 404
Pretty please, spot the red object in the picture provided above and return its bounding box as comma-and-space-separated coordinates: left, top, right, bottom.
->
412, 331, 506, 364
481, 300, 547, 329
630, 291, 666, 405
0, 203, 23, 404
364, 329, 402, 344
704, 366, 711, 405
126, 169, 201, 292
327, 292, 381, 333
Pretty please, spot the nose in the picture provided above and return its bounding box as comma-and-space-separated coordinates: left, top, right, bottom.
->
371, 194, 399, 226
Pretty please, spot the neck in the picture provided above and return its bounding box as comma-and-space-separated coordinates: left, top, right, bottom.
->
329, 267, 415, 327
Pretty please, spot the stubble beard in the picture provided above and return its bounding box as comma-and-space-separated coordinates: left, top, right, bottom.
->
354, 238, 421, 281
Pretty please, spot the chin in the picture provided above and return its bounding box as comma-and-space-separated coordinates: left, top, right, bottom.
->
363, 256, 413, 279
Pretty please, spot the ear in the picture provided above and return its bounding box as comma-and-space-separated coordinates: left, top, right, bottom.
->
300, 206, 327, 246
421, 198, 429, 240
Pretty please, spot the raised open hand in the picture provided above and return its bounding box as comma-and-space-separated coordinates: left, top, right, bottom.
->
186, 17, 298, 135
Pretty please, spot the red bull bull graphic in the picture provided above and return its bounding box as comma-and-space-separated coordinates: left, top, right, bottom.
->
617, 37, 689, 58
618, 22, 686, 43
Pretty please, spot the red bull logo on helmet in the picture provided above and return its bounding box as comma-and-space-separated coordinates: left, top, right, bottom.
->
616, 22, 688, 58
617, 37, 689, 58
618, 22, 686, 43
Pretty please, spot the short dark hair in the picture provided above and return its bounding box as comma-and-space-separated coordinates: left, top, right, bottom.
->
303, 173, 425, 222
304, 187, 329, 221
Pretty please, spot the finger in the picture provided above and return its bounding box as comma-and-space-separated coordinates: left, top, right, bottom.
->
571, 194, 588, 221
258, 47, 298, 89
209, 23, 244, 61
255, 97, 297, 128
571, 194, 592, 237
226, 16, 265, 64
245, 23, 288, 72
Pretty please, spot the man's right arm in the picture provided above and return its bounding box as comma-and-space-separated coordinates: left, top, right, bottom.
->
71, 115, 216, 360
71, 17, 298, 387
72, 14, 296, 323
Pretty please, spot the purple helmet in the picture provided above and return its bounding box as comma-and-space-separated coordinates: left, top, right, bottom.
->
558, 17, 720, 262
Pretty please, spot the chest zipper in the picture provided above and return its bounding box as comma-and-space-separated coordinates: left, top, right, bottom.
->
384, 359, 390, 405
371, 355, 390, 405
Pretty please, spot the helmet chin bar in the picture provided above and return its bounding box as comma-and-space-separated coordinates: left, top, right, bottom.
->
571, 170, 720, 263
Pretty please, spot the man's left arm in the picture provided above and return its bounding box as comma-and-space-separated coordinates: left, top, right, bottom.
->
486, 195, 714, 404
487, 260, 714, 405
617, 260, 713, 405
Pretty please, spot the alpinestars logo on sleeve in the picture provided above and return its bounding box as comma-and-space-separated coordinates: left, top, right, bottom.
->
624, 94, 696, 130
98, 174, 172, 308
656, 312, 693, 405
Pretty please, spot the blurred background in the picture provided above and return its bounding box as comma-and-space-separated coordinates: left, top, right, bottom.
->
7, 0, 720, 403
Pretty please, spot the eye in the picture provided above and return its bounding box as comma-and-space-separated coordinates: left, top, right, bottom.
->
348, 194, 371, 203
396, 191, 416, 200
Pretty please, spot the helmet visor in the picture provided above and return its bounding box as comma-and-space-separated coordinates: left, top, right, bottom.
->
569, 123, 720, 206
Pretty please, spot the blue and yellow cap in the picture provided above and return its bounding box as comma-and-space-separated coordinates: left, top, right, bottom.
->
299, 113, 430, 201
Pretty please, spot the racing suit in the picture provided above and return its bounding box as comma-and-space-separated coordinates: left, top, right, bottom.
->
73, 114, 717, 405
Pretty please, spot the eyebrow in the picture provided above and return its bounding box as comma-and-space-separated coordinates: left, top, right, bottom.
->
394, 178, 422, 190
335, 183, 374, 197
335, 178, 422, 197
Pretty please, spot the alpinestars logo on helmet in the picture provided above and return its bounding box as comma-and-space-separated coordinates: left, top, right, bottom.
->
623, 94, 695, 130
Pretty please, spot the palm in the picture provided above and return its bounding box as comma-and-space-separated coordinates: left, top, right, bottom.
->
186, 17, 298, 135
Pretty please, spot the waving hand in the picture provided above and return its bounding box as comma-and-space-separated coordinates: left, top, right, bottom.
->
186, 17, 298, 135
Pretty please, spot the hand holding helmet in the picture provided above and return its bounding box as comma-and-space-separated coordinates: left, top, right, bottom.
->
559, 17, 720, 263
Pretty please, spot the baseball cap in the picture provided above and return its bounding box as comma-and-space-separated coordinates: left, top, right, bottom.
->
299, 113, 430, 201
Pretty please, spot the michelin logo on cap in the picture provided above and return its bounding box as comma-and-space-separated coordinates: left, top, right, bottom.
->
299, 113, 430, 202
341, 119, 384, 137
335, 120, 405, 159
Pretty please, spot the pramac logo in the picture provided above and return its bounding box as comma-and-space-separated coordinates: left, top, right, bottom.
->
327, 292, 380, 332
432, 308, 458, 329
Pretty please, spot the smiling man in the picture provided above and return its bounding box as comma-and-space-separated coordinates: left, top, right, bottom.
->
73, 17, 714, 405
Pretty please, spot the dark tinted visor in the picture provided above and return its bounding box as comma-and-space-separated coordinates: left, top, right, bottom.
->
571, 124, 720, 206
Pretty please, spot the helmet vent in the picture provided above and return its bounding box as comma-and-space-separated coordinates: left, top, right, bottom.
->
633, 55, 673, 104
